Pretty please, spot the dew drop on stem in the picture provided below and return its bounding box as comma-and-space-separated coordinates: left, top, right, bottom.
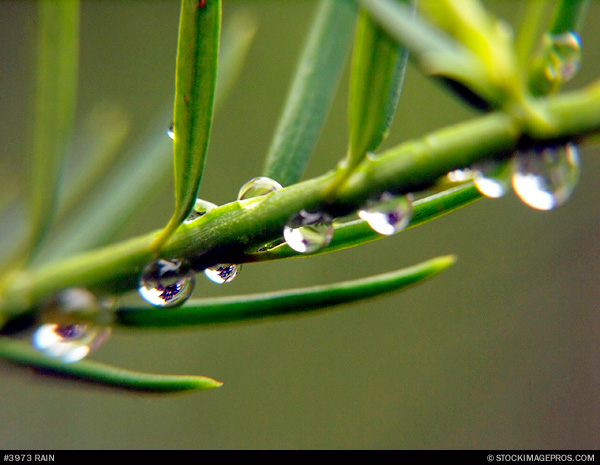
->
472, 161, 511, 198
32, 323, 112, 363
31, 288, 113, 363
283, 210, 334, 254
138, 259, 195, 307
511, 142, 580, 210
204, 264, 242, 284
184, 198, 217, 224
237, 177, 283, 202
544, 31, 582, 85
358, 193, 413, 236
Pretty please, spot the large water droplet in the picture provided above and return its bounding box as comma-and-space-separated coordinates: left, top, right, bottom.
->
283, 210, 334, 254
204, 264, 242, 284
167, 122, 175, 140
32, 323, 111, 363
511, 143, 580, 210
184, 198, 217, 224
31, 288, 113, 363
358, 193, 413, 236
544, 31, 582, 85
472, 161, 511, 198
237, 177, 283, 201
138, 258, 195, 307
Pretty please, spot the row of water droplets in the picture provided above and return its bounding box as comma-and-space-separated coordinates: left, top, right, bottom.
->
465, 31, 582, 205
138, 176, 284, 309
162, 35, 585, 295
31, 138, 577, 362
34, 41, 584, 366
29, 177, 285, 363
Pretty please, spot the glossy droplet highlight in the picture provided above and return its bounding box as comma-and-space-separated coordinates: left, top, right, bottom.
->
138, 259, 195, 307
237, 177, 283, 201
358, 193, 413, 236
184, 198, 217, 224
544, 31, 582, 85
283, 210, 334, 254
204, 264, 242, 284
472, 161, 511, 198
511, 143, 580, 210
32, 323, 112, 363
446, 168, 473, 183
167, 122, 174, 140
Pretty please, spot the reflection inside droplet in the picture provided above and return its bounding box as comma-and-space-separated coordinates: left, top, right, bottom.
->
511, 142, 580, 210
358, 193, 413, 236
472, 161, 511, 198
237, 177, 283, 201
32, 323, 112, 363
138, 258, 195, 307
544, 31, 582, 84
167, 122, 174, 140
204, 264, 242, 284
283, 210, 334, 254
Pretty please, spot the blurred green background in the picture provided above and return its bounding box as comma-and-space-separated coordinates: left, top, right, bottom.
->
1, 0, 599, 450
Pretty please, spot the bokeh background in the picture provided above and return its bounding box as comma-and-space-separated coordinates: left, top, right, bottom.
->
1, 0, 599, 450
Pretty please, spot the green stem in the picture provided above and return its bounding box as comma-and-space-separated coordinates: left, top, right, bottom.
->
262, 0, 356, 186
0, 338, 222, 393
27, 0, 79, 262
548, 0, 590, 35
2, 84, 600, 319
251, 182, 481, 261
116, 255, 455, 328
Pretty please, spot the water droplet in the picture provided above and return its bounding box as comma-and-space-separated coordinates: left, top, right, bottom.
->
31, 288, 113, 363
446, 168, 473, 182
204, 264, 242, 284
184, 198, 217, 224
511, 143, 580, 210
237, 177, 283, 201
138, 259, 195, 307
167, 122, 174, 140
472, 161, 511, 198
32, 323, 111, 363
358, 193, 413, 236
283, 210, 334, 254
544, 31, 582, 85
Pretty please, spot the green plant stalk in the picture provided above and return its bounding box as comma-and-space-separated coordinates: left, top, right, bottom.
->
151, 0, 221, 254
252, 182, 481, 261
515, 0, 548, 69
548, 0, 590, 35
116, 255, 455, 328
27, 0, 79, 261
262, 0, 356, 186
215, 11, 257, 108
55, 104, 131, 225
32, 16, 255, 266
2, 84, 600, 319
0, 338, 222, 393
345, 3, 410, 173
359, 0, 498, 109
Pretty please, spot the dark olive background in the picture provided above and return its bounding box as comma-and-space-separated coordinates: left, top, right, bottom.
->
0, 1, 599, 450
